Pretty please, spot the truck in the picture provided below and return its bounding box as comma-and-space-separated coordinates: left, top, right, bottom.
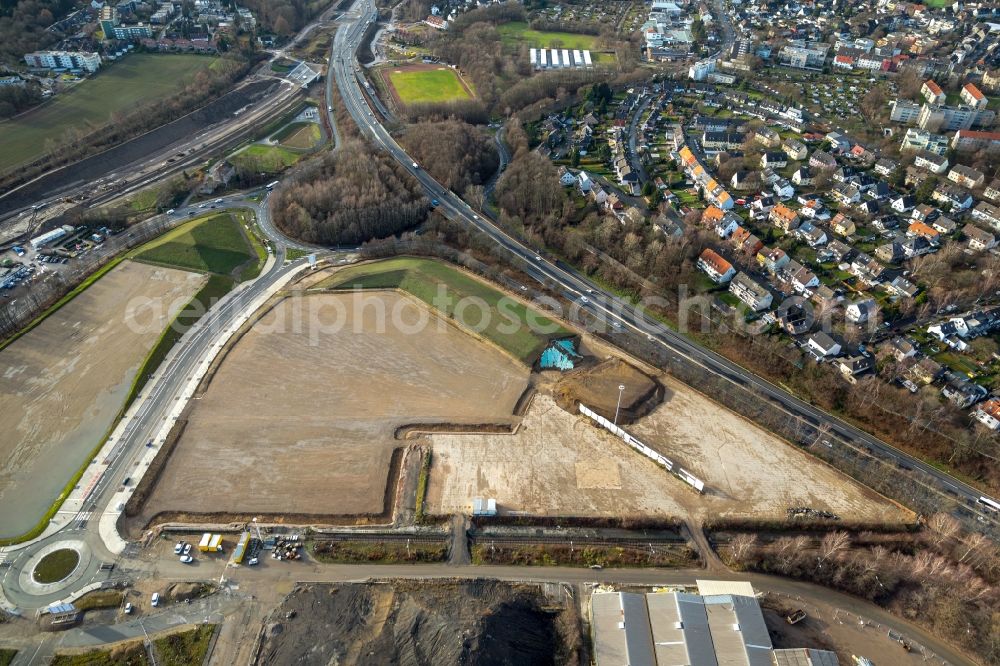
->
233, 531, 250, 564
198, 533, 212, 552
209, 534, 224, 552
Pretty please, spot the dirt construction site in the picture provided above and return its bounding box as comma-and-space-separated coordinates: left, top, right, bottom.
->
254, 580, 582, 666
426, 348, 911, 524
132, 291, 529, 527
0, 260, 205, 538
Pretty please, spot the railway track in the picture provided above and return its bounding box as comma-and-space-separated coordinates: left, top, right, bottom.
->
468, 534, 688, 550
310, 532, 449, 545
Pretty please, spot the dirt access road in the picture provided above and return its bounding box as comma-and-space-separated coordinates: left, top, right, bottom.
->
0, 260, 204, 538
136, 291, 529, 525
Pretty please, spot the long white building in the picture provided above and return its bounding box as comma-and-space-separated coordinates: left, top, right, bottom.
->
24, 50, 101, 73
531, 48, 593, 69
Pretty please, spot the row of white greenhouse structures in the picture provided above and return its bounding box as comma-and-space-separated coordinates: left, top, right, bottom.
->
529, 48, 593, 69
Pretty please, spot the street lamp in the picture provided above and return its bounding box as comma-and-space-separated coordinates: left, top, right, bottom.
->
614, 384, 626, 426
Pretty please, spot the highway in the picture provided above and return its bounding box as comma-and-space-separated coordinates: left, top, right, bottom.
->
330, 0, 1000, 533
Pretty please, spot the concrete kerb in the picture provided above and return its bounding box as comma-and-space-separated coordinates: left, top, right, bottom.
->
100, 262, 311, 554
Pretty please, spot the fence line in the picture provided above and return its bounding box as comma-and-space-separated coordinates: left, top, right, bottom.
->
579, 403, 706, 493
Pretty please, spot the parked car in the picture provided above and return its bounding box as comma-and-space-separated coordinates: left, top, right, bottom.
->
173, 542, 184, 554
124, 602, 133, 614
183, 543, 193, 555
179, 555, 193, 564
151, 593, 159, 607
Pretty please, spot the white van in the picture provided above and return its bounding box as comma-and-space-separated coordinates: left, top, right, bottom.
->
151, 593, 159, 607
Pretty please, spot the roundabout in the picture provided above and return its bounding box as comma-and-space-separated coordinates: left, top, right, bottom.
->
17, 540, 91, 597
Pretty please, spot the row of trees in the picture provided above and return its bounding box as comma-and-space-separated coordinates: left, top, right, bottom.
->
0, 81, 43, 118
237, 0, 327, 35
271, 141, 428, 245
399, 120, 499, 194
722, 520, 1000, 664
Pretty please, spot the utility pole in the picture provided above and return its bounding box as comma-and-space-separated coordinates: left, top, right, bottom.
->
614, 384, 626, 426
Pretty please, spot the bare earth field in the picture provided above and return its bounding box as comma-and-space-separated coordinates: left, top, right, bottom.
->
0, 260, 205, 538
137, 291, 528, 524
427, 373, 909, 523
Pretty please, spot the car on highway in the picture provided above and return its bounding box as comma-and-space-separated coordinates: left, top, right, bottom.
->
411, 162, 418, 168
430, 199, 439, 207
534, 255, 541, 261
179, 555, 194, 564
580, 296, 589, 304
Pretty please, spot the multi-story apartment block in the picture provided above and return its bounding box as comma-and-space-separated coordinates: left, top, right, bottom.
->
23, 50, 101, 73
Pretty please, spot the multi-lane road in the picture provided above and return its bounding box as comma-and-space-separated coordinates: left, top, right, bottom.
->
330, 0, 1000, 533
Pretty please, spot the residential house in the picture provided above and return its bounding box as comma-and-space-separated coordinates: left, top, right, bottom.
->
751, 195, 775, 217
809, 151, 837, 171
731, 226, 763, 255
902, 236, 936, 258
832, 182, 861, 205
827, 240, 853, 261
797, 222, 828, 247
731, 171, 754, 190
754, 127, 781, 148
697, 248, 737, 283
973, 398, 1000, 430
905, 166, 931, 188
876, 241, 904, 263
932, 216, 957, 234
856, 199, 880, 217
847, 298, 877, 323
932, 184, 974, 211
911, 357, 945, 384
948, 164, 985, 189
973, 202, 1000, 230
891, 194, 917, 213
772, 179, 795, 200
921, 79, 946, 104
783, 138, 808, 160
777, 302, 811, 335
837, 355, 875, 380
769, 203, 800, 232
807, 331, 842, 358
942, 374, 987, 408
729, 272, 773, 311
961, 82, 988, 110
914, 151, 949, 174
702, 205, 725, 229
911, 204, 939, 224
559, 169, 577, 186
907, 221, 941, 243
886, 336, 919, 361
761, 151, 788, 169
792, 166, 813, 186
964, 224, 997, 251
785, 260, 820, 293
850, 252, 886, 284
757, 246, 790, 273
889, 276, 921, 299
874, 157, 899, 177
984, 179, 1000, 202
577, 171, 593, 194
830, 213, 856, 237
590, 183, 608, 205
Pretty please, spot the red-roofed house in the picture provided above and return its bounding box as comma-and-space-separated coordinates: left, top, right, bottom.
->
974, 398, 1000, 430
921, 79, 945, 105
697, 248, 736, 283
961, 82, 988, 110
833, 54, 854, 70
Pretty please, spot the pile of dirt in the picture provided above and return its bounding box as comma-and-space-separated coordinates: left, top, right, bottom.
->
254, 580, 583, 665
553, 358, 662, 424
164, 582, 212, 603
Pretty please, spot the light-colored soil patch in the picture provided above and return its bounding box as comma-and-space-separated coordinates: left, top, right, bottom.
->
427, 377, 909, 522
427, 394, 686, 517
630, 375, 908, 521
139, 291, 529, 522
0, 260, 204, 538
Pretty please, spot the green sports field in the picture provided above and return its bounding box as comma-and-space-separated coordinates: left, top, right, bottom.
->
0, 54, 217, 173
387, 67, 472, 105
496, 22, 598, 50
131, 213, 257, 276
323, 257, 569, 364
